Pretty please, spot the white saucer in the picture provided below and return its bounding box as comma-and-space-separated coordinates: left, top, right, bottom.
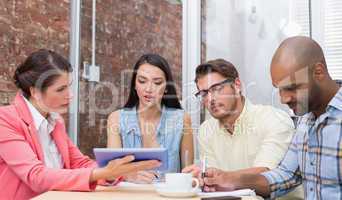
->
154, 183, 201, 198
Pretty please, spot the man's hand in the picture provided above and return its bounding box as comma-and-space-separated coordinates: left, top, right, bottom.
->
182, 164, 201, 177
202, 168, 236, 192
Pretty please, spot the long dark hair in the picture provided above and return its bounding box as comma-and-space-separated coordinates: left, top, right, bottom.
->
124, 53, 182, 109
13, 49, 73, 98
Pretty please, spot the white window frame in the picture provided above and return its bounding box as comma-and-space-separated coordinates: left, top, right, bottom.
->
182, 0, 202, 158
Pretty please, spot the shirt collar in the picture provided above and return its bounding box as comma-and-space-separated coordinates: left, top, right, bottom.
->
300, 86, 342, 122
218, 97, 249, 135
235, 97, 249, 124
327, 87, 342, 112
23, 96, 58, 133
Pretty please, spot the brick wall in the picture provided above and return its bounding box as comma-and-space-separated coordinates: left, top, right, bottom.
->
0, 0, 182, 157
0, 0, 70, 105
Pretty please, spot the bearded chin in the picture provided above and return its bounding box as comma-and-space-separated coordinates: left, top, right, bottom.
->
295, 103, 309, 116
308, 82, 322, 113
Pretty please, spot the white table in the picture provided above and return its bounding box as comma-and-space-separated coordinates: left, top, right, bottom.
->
32, 185, 264, 200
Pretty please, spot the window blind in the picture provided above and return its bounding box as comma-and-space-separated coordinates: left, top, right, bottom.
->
324, 0, 342, 80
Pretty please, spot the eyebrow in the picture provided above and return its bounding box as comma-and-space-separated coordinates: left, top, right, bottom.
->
278, 83, 298, 90
56, 84, 68, 90
137, 75, 164, 81
207, 79, 228, 88
274, 75, 296, 89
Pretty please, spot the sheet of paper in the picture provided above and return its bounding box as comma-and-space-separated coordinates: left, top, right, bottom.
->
115, 182, 255, 197
198, 189, 256, 197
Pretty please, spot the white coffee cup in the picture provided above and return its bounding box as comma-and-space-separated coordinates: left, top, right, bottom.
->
164, 173, 199, 191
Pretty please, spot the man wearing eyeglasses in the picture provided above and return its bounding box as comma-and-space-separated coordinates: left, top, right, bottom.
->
183, 59, 303, 199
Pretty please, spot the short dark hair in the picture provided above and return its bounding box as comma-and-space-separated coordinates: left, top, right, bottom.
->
13, 49, 73, 98
124, 53, 182, 109
195, 59, 239, 83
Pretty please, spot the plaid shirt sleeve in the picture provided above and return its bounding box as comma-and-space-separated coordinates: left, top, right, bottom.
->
261, 135, 303, 199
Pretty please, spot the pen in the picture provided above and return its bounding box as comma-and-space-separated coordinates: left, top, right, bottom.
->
153, 171, 160, 180
201, 156, 207, 192
152, 171, 165, 183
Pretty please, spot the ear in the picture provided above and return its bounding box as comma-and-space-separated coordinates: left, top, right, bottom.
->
233, 78, 242, 93
312, 62, 326, 81
29, 87, 42, 101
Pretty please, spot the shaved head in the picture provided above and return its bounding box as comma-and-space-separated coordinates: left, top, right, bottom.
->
271, 36, 326, 81
270, 36, 338, 116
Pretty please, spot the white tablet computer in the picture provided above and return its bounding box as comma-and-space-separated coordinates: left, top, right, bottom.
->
93, 148, 168, 171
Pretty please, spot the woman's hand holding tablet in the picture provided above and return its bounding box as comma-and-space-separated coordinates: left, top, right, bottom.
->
94, 148, 168, 171
89, 154, 161, 182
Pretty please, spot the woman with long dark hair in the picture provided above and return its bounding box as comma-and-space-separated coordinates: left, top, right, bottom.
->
107, 54, 194, 183
0, 49, 160, 200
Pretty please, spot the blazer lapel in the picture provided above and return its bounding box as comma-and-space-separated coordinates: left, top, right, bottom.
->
13, 93, 45, 162
51, 122, 70, 168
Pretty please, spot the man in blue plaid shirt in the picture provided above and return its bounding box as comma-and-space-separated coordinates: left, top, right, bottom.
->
199, 36, 342, 200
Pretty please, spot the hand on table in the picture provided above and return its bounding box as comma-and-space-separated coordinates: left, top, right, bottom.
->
124, 171, 159, 184
201, 168, 236, 192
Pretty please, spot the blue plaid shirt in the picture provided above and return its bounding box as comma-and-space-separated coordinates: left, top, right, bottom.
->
262, 87, 342, 200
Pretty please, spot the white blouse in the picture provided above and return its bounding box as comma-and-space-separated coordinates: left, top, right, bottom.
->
23, 97, 63, 168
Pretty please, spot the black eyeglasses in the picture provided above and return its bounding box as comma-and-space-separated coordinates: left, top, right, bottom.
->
195, 78, 235, 99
